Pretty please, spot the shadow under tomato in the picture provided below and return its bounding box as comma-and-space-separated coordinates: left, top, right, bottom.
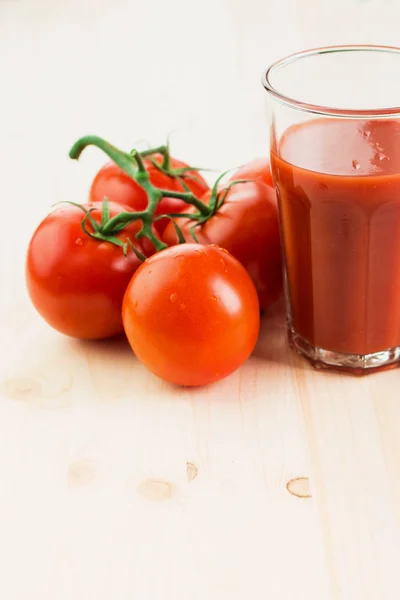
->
66, 333, 138, 374
64, 334, 145, 402
68, 331, 132, 353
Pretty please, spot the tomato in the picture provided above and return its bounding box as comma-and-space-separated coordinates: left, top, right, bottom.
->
26, 201, 152, 340
230, 157, 274, 191
122, 244, 260, 386
162, 181, 283, 311
90, 153, 209, 233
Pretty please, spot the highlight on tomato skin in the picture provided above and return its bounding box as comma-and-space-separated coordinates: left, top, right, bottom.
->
122, 243, 260, 387
25, 201, 151, 340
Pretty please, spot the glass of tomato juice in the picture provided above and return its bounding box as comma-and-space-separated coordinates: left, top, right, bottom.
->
263, 45, 400, 373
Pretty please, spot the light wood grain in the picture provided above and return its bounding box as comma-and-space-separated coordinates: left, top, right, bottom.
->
1, 1, 400, 598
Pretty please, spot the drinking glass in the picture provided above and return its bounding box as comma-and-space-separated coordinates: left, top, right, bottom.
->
263, 45, 400, 373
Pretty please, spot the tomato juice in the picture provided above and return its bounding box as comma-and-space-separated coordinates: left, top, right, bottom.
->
271, 118, 400, 357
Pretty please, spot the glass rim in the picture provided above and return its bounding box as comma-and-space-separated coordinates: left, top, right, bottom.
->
262, 45, 400, 118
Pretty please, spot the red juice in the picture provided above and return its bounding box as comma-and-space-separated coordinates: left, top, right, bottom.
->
271, 118, 400, 356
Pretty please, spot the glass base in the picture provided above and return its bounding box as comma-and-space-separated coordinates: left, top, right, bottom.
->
289, 326, 400, 374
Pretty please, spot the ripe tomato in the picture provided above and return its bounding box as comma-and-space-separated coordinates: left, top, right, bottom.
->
90, 153, 209, 233
162, 181, 283, 311
122, 244, 260, 386
26, 201, 151, 340
230, 157, 274, 191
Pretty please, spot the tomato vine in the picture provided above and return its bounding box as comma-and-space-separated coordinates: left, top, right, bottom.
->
69, 135, 247, 251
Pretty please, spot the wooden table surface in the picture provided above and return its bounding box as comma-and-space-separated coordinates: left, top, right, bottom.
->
2, 1, 400, 598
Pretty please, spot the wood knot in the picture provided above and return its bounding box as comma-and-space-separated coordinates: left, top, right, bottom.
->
186, 462, 198, 482
137, 480, 173, 502
1, 377, 42, 401
67, 459, 97, 488
286, 477, 312, 498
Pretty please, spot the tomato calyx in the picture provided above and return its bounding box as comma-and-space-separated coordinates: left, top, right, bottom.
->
150, 158, 209, 188
159, 174, 250, 242
135, 140, 209, 185
55, 199, 130, 255
153, 214, 186, 244
138, 145, 168, 159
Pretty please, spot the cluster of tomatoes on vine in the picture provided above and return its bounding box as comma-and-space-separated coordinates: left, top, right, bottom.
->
26, 134, 282, 386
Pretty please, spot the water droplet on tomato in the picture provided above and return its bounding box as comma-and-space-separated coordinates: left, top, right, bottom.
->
170, 293, 178, 302
173, 254, 184, 259
179, 303, 186, 311
75, 237, 83, 246
352, 160, 360, 170
211, 296, 217, 301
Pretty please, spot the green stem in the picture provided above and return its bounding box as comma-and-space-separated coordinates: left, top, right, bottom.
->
69, 135, 138, 180
101, 211, 144, 234
140, 145, 167, 158
69, 135, 168, 251
104, 149, 166, 251
101, 207, 167, 252
101, 160, 167, 251
162, 138, 171, 170
137, 227, 167, 252
158, 189, 210, 216
130, 150, 147, 174
70, 135, 208, 219
130, 150, 163, 215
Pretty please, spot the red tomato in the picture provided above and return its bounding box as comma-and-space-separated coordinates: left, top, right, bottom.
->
122, 244, 260, 386
162, 181, 283, 311
90, 153, 209, 233
230, 157, 274, 190
26, 202, 151, 340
